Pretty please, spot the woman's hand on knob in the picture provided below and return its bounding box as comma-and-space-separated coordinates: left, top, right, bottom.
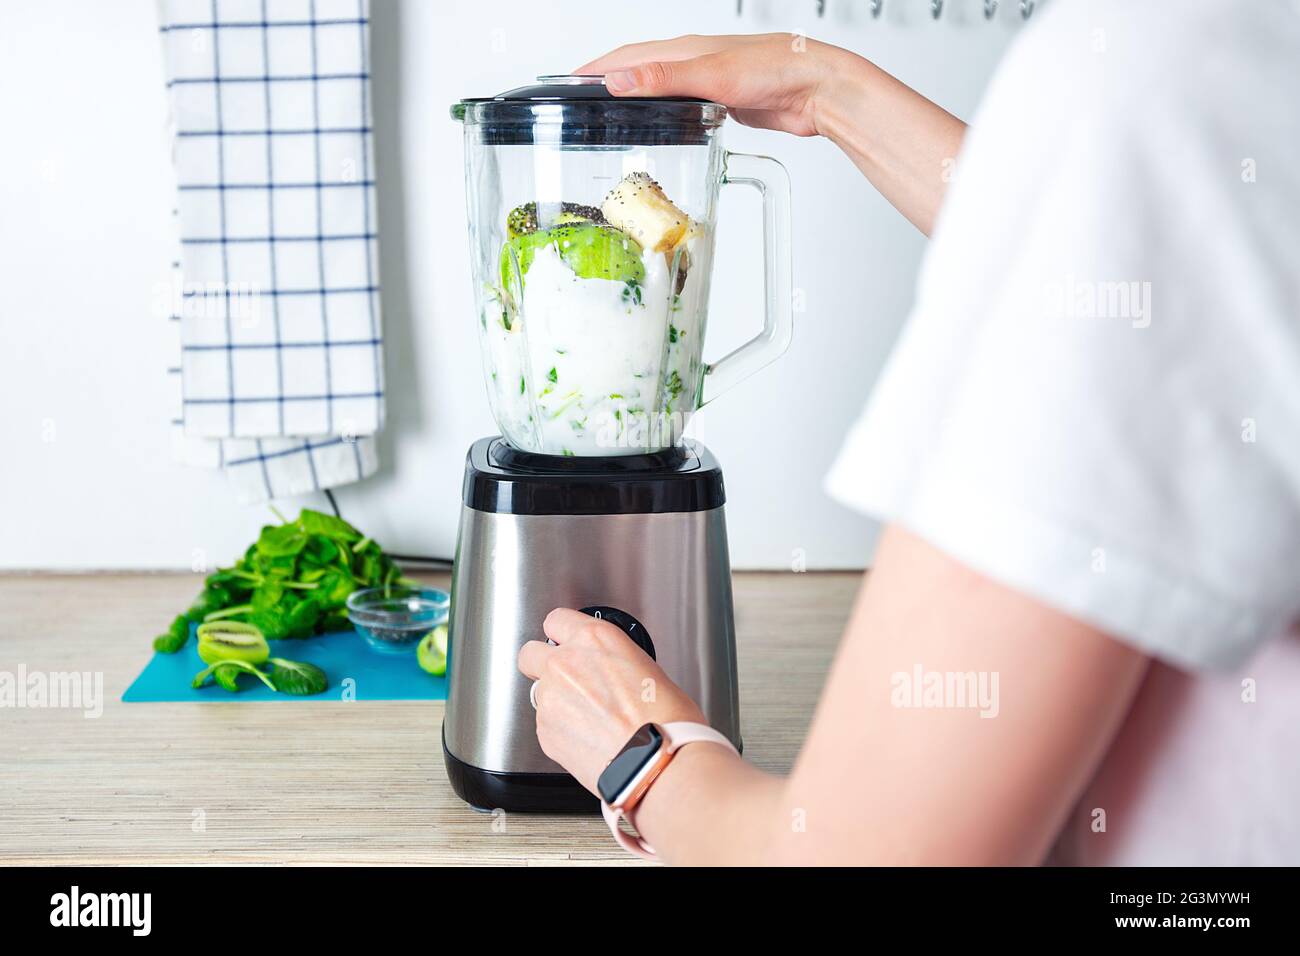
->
517, 607, 706, 794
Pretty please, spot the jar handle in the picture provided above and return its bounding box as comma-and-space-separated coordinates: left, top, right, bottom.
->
701, 151, 794, 406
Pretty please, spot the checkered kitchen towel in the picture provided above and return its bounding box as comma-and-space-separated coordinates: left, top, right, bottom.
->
157, 0, 384, 502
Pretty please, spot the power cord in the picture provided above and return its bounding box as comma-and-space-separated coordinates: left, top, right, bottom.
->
322, 488, 454, 569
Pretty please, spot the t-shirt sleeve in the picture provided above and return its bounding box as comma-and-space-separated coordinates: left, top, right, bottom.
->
825, 0, 1300, 670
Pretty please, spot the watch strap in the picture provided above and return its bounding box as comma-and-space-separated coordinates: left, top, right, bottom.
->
602, 800, 657, 860
601, 721, 739, 861
661, 721, 737, 755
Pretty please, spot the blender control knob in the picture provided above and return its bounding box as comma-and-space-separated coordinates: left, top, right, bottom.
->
579, 606, 656, 661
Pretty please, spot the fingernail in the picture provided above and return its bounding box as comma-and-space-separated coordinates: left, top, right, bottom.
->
604, 70, 636, 93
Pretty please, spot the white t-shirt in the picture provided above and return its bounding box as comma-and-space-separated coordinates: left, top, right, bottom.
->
825, 0, 1300, 864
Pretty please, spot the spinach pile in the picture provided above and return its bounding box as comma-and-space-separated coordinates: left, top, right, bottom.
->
154, 508, 407, 654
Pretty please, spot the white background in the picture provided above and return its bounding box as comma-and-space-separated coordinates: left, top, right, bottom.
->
0, 0, 1026, 571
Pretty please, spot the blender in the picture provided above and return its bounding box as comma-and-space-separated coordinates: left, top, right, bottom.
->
443, 76, 792, 811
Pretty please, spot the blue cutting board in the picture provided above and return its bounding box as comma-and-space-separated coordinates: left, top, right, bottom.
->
123, 625, 446, 702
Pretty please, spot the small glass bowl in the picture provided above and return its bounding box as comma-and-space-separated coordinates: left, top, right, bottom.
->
347, 586, 450, 655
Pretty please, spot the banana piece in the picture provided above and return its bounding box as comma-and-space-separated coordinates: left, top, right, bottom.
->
601, 172, 691, 254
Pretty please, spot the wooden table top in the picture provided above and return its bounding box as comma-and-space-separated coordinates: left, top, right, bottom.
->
0, 570, 857, 865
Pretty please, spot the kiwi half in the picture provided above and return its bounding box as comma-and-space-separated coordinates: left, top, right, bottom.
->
417, 624, 449, 676
501, 222, 645, 294
196, 620, 271, 666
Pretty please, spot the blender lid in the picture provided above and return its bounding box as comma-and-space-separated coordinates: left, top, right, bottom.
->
451, 75, 726, 146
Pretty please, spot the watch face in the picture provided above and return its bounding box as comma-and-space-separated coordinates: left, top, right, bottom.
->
597, 723, 664, 805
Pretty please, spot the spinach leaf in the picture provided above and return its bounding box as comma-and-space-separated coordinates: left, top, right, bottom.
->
256, 523, 309, 558
359, 551, 383, 587
249, 604, 292, 640
298, 509, 362, 543
192, 659, 276, 692
268, 658, 328, 696
213, 664, 243, 692
315, 568, 358, 606
283, 593, 322, 637
153, 615, 190, 654
185, 585, 231, 623
300, 535, 339, 568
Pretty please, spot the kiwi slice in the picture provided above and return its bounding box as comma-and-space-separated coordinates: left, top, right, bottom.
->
196, 620, 270, 666
506, 201, 606, 239
417, 624, 449, 676
501, 222, 645, 294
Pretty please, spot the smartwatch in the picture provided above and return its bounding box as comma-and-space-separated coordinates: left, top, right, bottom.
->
597, 721, 739, 860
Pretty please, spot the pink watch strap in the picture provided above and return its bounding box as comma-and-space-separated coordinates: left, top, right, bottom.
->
602, 800, 657, 860
601, 721, 739, 862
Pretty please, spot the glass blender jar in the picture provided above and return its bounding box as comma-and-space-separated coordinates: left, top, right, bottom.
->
451, 76, 791, 456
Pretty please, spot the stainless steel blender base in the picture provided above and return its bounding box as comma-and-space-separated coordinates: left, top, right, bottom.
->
442, 441, 741, 812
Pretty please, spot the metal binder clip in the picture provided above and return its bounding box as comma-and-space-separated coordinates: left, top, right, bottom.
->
984, 0, 998, 19
931, 0, 943, 18
817, 0, 827, 16
1020, 0, 1035, 18
870, 0, 883, 18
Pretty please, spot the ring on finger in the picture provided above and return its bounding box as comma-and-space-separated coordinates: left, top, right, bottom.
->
529, 680, 540, 709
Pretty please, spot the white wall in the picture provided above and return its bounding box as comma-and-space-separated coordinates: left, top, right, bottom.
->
0, 0, 1028, 571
